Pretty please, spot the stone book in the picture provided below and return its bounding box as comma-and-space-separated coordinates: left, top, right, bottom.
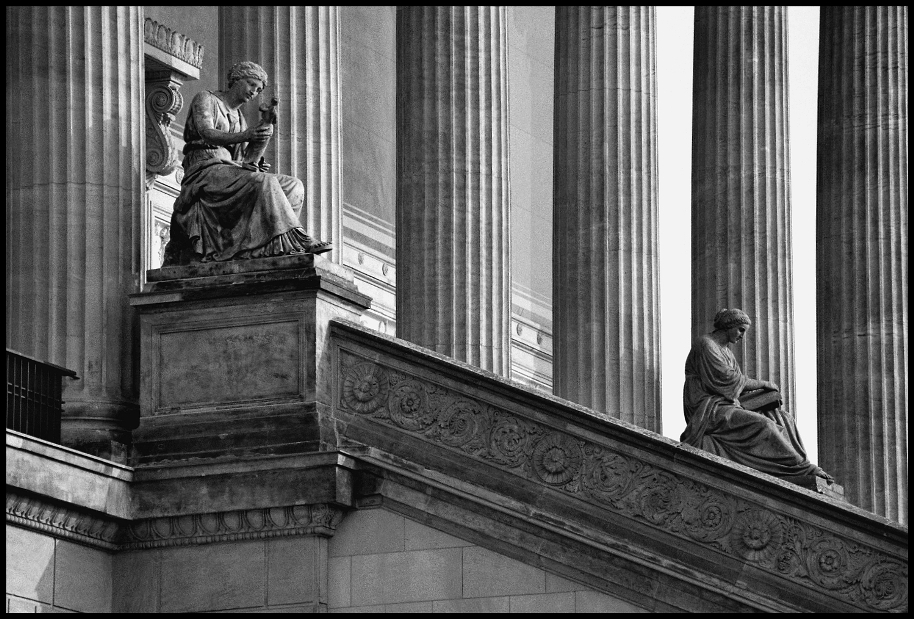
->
740, 388, 782, 413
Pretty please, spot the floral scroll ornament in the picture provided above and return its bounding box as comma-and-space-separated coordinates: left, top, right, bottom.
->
488, 415, 533, 467
437, 399, 484, 449
860, 560, 908, 611
342, 362, 389, 414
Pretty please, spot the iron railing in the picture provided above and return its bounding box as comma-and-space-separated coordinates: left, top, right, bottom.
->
6, 349, 77, 444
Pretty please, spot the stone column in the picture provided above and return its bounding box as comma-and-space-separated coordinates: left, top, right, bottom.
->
552, 7, 661, 431
691, 6, 796, 412
6, 6, 145, 461
219, 7, 343, 263
816, 6, 908, 524
395, 7, 511, 376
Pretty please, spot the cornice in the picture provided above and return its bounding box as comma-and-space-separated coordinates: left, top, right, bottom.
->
330, 322, 908, 613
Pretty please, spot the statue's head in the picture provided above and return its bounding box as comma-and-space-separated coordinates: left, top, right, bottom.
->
713, 308, 751, 331
227, 61, 269, 89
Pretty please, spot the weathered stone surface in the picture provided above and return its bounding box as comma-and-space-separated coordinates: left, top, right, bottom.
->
328, 318, 908, 613
129, 261, 369, 462
395, 6, 512, 376
816, 6, 908, 525
220, 7, 344, 264
552, 7, 661, 431
6, 6, 145, 462
691, 6, 798, 413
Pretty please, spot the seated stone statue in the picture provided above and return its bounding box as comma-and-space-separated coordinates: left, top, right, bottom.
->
162, 60, 330, 266
680, 308, 834, 485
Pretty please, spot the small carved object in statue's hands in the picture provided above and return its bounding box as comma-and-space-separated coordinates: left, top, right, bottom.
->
244, 96, 279, 171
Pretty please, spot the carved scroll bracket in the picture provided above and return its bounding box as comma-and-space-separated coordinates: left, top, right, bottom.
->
143, 19, 203, 189
144, 70, 184, 188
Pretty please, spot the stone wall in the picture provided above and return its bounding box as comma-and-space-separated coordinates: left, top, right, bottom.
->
113, 537, 327, 613
6, 526, 112, 613
327, 507, 643, 612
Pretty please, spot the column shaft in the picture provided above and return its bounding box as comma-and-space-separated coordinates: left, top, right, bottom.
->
816, 6, 908, 523
219, 7, 343, 263
691, 6, 796, 412
553, 7, 661, 430
395, 7, 511, 375
6, 6, 145, 460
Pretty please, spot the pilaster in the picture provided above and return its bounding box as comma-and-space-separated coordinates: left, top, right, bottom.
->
552, 6, 661, 430
395, 6, 511, 376
218, 7, 343, 263
6, 6, 145, 461
816, 6, 908, 524
691, 6, 796, 413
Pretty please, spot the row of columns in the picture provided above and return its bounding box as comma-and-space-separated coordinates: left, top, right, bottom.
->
4, 7, 906, 523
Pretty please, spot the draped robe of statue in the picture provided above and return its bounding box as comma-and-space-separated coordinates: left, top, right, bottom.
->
681, 334, 822, 479
164, 90, 314, 265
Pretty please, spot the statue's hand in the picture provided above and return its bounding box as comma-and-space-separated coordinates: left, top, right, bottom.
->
765, 381, 779, 392
245, 122, 274, 142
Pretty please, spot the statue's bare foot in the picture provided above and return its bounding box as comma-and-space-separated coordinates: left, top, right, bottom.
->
813, 466, 834, 482
309, 240, 332, 255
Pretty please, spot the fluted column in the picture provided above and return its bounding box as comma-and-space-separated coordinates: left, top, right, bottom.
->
691, 7, 796, 412
552, 7, 661, 431
816, 6, 908, 524
6, 6, 145, 460
219, 7, 343, 263
395, 7, 511, 375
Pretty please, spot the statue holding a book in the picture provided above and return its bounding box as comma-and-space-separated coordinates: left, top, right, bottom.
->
680, 308, 834, 486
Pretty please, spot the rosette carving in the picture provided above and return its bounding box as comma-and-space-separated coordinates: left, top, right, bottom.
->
531, 433, 584, 486
805, 537, 854, 590
388, 379, 435, 431
342, 362, 389, 414
731, 509, 784, 564
331, 352, 908, 612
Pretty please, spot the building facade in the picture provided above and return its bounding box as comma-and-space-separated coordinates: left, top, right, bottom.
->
6, 6, 908, 613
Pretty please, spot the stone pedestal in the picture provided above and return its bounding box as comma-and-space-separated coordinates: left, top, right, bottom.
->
6, 6, 145, 462
691, 6, 797, 412
219, 7, 343, 264
129, 256, 370, 464
552, 6, 661, 431
395, 6, 511, 376
816, 6, 908, 524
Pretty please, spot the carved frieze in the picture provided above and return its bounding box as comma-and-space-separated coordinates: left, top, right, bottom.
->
143, 18, 204, 70
7, 489, 344, 552
336, 353, 908, 613
6, 490, 121, 550
121, 503, 345, 550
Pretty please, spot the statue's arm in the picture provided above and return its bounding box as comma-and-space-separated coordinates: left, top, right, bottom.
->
191, 91, 266, 147
743, 376, 779, 392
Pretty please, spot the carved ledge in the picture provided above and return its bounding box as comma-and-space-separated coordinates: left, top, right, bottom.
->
331, 325, 908, 613
121, 503, 345, 550
143, 18, 203, 71
7, 488, 345, 552
6, 490, 122, 551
